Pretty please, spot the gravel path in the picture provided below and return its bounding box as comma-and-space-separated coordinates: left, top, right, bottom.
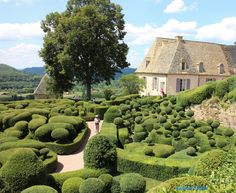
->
54, 121, 102, 173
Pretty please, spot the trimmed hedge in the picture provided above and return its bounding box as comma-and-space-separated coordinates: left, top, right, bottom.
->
98, 174, 113, 192
94, 106, 109, 119
79, 178, 105, 193
152, 144, 175, 158
84, 135, 117, 173
0, 148, 46, 192
21, 185, 58, 193
104, 106, 121, 123
62, 177, 84, 193
28, 118, 47, 132
119, 173, 146, 193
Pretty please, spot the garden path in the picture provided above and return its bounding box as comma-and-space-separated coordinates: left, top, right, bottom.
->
54, 120, 103, 173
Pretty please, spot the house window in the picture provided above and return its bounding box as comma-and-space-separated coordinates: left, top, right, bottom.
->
143, 77, 147, 86
198, 62, 205, 73
206, 78, 216, 82
218, 64, 224, 74
180, 59, 189, 70
152, 77, 159, 90
176, 79, 190, 92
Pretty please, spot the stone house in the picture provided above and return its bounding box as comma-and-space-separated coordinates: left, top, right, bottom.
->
136, 36, 236, 96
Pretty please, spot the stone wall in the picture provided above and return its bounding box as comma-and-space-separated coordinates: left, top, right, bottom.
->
191, 102, 236, 130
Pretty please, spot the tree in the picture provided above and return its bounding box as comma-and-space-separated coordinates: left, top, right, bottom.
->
119, 74, 145, 95
40, 0, 129, 100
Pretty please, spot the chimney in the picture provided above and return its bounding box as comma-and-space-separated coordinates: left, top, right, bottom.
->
175, 36, 183, 42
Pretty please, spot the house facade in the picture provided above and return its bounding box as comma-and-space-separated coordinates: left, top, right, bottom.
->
136, 36, 236, 96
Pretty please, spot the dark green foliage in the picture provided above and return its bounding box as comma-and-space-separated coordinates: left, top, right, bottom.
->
172, 131, 180, 138
0, 148, 46, 192
14, 121, 28, 133
135, 116, 142, 124
79, 178, 105, 193
28, 118, 47, 132
113, 117, 123, 126
188, 138, 197, 146
164, 106, 172, 114
186, 147, 196, 156
161, 101, 169, 107
159, 116, 166, 123
133, 132, 147, 142
172, 138, 188, 151
84, 135, 117, 173
211, 120, 220, 129
206, 131, 213, 138
224, 128, 234, 137
216, 138, 228, 148
186, 110, 194, 117
144, 147, 154, 156
21, 185, 58, 193
185, 130, 194, 138
141, 118, 156, 132
163, 122, 172, 130
35, 125, 52, 142
62, 177, 84, 193
94, 106, 109, 119
104, 106, 121, 123
110, 178, 121, 193
98, 174, 113, 192
209, 139, 216, 147
10, 112, 31, 127
0, 177, 10, 193
51, 128, 69, 141
119, 173, 146, 193
215, 79, 229, 98
40, 148, 50, 157
153, 144, 175, 158
200, 126, 211, 134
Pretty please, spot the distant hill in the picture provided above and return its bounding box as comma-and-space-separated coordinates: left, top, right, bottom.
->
0, 64, 28, 79
21, 66, 136, 79
22, 67, 46, 75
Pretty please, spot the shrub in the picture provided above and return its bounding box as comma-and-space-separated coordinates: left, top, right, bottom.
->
4, 129, 24, 138
144, 147, 154, 156
104, 106, 121, 123
35, 125, 52, 142
119, 173, 146, 193
84, 135, 117, 173
40, 148, 50, 159
134, 125, 145, 133
172, 131, 180, 138
198, 145, 211, 153
206, 131, 214, 138
186, 147, 196, 156
79, 178, 105, 193
215, 79, 229, 98
186, 110, 194, 117
135, 116, 142, 124
98, 174, 113, 192
216, 139, 228, 148
113, 117, 123, 127
14, 121, 28, 133
164, 106, 172, 114
133, 132, 147, 142
185, 130, 194, 138
153, 144, 175, 158
224, 128, 234, 137
163, 122, 172, 130
0, 148, 46, 192
62, 177, 84, 193
141, 119, 156, 132
211, 121, 220, 129
51, 128, 69, 141
209, 139, 216, 147
28, 119, 47, 132
110, 178, 121, 193
188, 138, 197, 146
9, 111, 32, 126
200, 126, 211, 134
0, 177, 10, 193
148, 176, 214, 193
159, 116, 166, 123
21, 185, 58, 193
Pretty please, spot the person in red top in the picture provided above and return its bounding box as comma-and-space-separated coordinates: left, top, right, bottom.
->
160, 88, 165, 98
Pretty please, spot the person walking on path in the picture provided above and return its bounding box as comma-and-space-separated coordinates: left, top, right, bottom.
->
160, 88, 165, 98
94, 115, 100, 134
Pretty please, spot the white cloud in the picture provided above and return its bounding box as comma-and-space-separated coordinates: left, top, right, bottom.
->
0, 22, 43, 41
0, 44, 43, 69
0, 0, 35, 4
125, 19, 197, 45
164, 0, 197, 13
196, 17, 236, 42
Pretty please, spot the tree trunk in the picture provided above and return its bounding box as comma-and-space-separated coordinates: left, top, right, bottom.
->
86, 82, 91, 100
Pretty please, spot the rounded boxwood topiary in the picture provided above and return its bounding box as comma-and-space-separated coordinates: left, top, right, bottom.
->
186, 110, 194, 117
51, 128, 69, 141
172, 130, 180, 138
110, 178, 121, 193
153, 144, 175, 158
163, 130, 172, 137
142, 119, 156, 132
186, 147, 197, 156
224, 128, 234, 137
21, 185, 58, 193
28, 119, 46, 132
133, 132, 147, 142
185, 130, 194, 138
188, 137, 197, 146
211, 121, 220, 129
163, 122, 172, 130
62, 177, 84, 193
135, 116, 142, 124
206, 131, 214, 138
144, 147, 154, 156
113, 117, 123, 127
39, 148, 50, 159
98, 174, 113, 192
14, 121, 28, 133
79, 178, 105, 193
84, 135, 117, 173
200, 126, 211, 134
0, 178, 10, 193
159, 116, 166, 123
35, 125, 52, 142
164, 106, 172, 114
209, 139, 216, 147
0, 148, 46, 192
216, 139, 228, 148
104, 106, 121, 123
178, 111, 185, 117
161, 101, 169, 107
120, 173, 146, 193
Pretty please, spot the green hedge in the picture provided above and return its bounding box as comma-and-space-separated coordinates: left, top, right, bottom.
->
79, 178, 105, 193
21, 185, 58, 193
94, 106, 109, 119
117, 149, 190, 181
104, 106, 121, 123
62, 177, 84, 193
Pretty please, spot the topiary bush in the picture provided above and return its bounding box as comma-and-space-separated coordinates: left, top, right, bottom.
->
79, 178, 105, 193
185, 130, 194, 138
21, 185, 58, 193
211, 120, 220, 129
98, 174, 113, 192
133, 132, 147, 142
51, 128, 69, 141
84, 135, 117, 173
186, 147, 197, 156
224, 128, 234, 137
28, 118, 47, 133
188, 137, 197, 147
141, 119, 156, 132
119, 173, 146, 193
62, 177, 84, 193
186, 110, 194, 117
104, 106, 121, 123
144, 147, 154, 156
0, 177, 10, 193
215, 79, 229, 98
0, 148, 46, 192
35, 125, 52, 142
113, 117, 123, 127
153, 144, 175, 158
110, 178, 121, 193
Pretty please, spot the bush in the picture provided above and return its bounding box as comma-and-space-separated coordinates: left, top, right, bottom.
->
206, 131, 214, 138
135, 116, 142, 124
113, 117, 123, 127
209, 139, 216, 147
153, 144, 175, 158
62, 177, 84, 193
51, 128, 69, 141
215, 79, 229, 98
9, 111, 32, 127
188, 137, 197, 146
21, 185, 58, 193
186, 147, 196, 156
141, 118, 156, 132
120, 173, 146, 193
163, 122, 172, 130
14, 121, 28, 133
84, 135, 117, 173
0, 177, 10, 193
216, 139, 228, 148
191, 149, 227, 176
159, 116, 166, 123
35, 125, 52, 142
0, 148, 46, 192
186, 110, 194, 117
185, 130, 194, 138
144, 147, 154, 156
211, 120, 220, 129
40, 148, 50, 158
79, 178, 105, 193
200, 126, 211, 134
133, 132, 147, 142
28, 118, 47, 132
94, 106, 109, 119
172, 131, 180, 138
104, 106, 121, 123
110, 178, 121, 193
98, 174, 113, 192
224, 128, 234, 137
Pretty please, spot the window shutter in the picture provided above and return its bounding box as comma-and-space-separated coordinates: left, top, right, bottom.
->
152, 78, 154, 90
157, 78, 159, 91
176, 79, 180, 92
187, 79, 191, 89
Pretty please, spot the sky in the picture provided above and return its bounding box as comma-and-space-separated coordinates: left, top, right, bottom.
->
0, 0, 236, 69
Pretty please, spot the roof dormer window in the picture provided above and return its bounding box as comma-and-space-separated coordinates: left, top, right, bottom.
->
180, 59, 188, 71
198, 62, 205, 73
218, 64, 224, 74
